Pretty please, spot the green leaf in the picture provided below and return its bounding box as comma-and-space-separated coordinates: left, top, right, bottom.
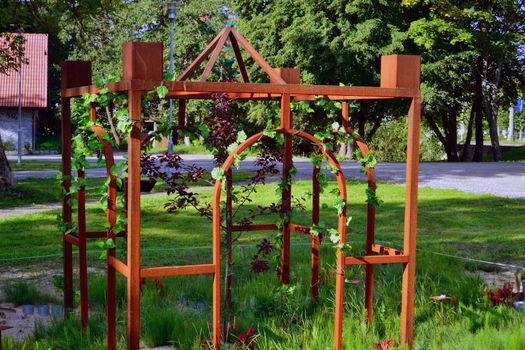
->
337, 243, 352, 256
263, 120, 276, 138
227, 142, 239, 153
236, 130, 247, 143
233, 155, 241, 169
211, 167, 224, 180
333, 197, 345, 215
156, 84, 169, 99
328, 229, 340, 244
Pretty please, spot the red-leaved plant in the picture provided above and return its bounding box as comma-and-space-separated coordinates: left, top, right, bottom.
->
486, 282, 513, 306
374, 338, 395, 350
236, 326, 257, 348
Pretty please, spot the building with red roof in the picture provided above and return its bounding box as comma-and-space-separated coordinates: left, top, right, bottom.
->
0, 33, 48, 153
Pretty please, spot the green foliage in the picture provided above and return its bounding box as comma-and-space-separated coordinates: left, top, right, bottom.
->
211, 167, 224, 180
369, 117, 444, 162
96, 238, 116, 259
365, 187, 383, 208
234, 0, 414, 137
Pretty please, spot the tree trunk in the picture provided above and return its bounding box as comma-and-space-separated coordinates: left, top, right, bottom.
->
508, 106, 514, 141
445, 108, 459, 162
461, 104, 475, 161
338, 141, 347, 157
480, 58, 502, 161
426, 111, 459, 162
473, 58, 484, 161
0, 133, 17, 190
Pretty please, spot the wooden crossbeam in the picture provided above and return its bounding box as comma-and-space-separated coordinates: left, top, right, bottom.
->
108, 256, 129, 277
371, 244, 404, 256
345, 255, 409, 265
200, 27, 232, 81
62, 80, 418, 99
177, 27, 227, 81
289, 223, 311, 234
229, 31, 250, 83
141, 264, 215, 278
231, 223, 278, 232
230, 29, 287, 84
64, 234, 79, 247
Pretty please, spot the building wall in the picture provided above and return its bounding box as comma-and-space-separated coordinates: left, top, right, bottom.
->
0, 109, 35, 153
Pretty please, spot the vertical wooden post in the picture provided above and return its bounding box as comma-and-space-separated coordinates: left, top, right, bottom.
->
341, 101, 349, 128
122, 41, 162, 350
178, 99, 186, 127
60, 95, 73, 314
333, 174, 347, 350
364, 173, 376, 323
212, 182, 222, 349
89, 99, 119, 350
400, 96, 421, 348
127, 90, 142, 350
61, 61, 92, 317
77, 167, 88, 331
280, 94, 292, 285
311, 166, 320, 298
380, 54, 421, 349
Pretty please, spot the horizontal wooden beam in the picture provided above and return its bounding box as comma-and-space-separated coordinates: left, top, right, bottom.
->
63, 234, 79, 247
141, 264, 215, 278
108, 256, 129, 277
371, 244, 404, 256
62, 80, 418, 99
231, 224, 278, 232
289, 223, 311, 235
345, 255, 409, 265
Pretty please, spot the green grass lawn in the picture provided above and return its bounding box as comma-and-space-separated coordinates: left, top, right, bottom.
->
1, 181, 523, 262
0, 171, 254, 209
1, 181, 524, 349
9, 160, 63, 172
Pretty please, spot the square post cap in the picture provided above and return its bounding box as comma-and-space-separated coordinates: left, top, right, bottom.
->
122, 42, 163, 81
61, 61, 92, 89
380, 55, 420, 89
271, 67, 301, 84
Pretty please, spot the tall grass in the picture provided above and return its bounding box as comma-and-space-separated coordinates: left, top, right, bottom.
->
2, 281, 56, 305
3, 247, 523, 349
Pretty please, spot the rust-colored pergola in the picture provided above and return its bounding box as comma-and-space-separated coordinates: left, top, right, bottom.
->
60, 26, 421, 350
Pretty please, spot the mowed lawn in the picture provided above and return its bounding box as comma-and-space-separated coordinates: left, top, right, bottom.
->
0, 180, 524, 263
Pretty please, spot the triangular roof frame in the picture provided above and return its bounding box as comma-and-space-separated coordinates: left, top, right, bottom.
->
177, 26, 287, 84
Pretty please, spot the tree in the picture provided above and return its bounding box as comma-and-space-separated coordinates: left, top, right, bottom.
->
405, 0, 525, 161
406, 3, 475, 161
0, 33, 24, 190
234, 0, 416, 141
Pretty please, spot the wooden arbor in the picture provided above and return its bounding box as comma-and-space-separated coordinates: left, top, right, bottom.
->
60, 26, 421, 350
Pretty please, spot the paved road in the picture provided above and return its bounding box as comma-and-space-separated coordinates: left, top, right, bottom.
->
10, 155, 525, 198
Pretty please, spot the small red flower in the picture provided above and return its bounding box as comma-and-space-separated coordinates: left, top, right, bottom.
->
374, 338, 395, 350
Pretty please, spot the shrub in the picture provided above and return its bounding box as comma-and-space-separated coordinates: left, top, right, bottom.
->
369, 117, 444, 162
